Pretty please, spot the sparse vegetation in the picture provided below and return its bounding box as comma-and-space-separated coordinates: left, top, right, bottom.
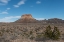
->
0, 23, 63, 42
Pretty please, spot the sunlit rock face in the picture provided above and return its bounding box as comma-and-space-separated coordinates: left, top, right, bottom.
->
21, 14, 34, 20
15, 14, 37, 23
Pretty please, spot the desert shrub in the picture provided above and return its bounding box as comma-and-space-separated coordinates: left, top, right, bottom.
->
44, 25, 52, 39
52, 26, 60, 40
0, 31, 3, 36
44, 25, 61, 40
62, 34, 64, 40
36, 34, 42, 38
6, 29, 10, 33
30, 36, 35, 40
30, 31, 33, 35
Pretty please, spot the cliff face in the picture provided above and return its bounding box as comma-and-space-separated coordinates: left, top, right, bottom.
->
15, 14, 37, 23
21, 14, 34, 20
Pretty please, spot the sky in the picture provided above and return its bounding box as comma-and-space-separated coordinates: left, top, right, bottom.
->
0, 0, 64, 22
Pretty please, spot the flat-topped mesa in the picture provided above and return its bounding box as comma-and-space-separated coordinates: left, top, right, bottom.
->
21, 14, 34, 20
15, 14, 37, 23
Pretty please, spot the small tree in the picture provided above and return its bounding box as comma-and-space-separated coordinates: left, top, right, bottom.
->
44, 25, 52, 39
52, 26, 60, 40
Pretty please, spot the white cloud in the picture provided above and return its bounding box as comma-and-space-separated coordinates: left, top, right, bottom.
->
0, 0, 10, 5
36, 1, 41, 4
7, 8, 10, 10
0, 16, 21, 22
0, 8, 10, 14
13, 5, 19, 7
35, 18, 45, 20
0, 11, 8, 14
5, 8, 10, 11
14, 0, 26, 8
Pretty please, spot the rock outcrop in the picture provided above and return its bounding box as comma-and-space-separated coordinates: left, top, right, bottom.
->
21, 14, 34, 20
15, 14, 37, 23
